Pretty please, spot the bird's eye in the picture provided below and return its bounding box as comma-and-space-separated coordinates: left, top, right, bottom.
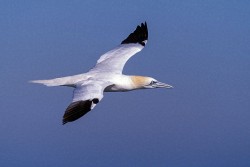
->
150, 81, 157, 85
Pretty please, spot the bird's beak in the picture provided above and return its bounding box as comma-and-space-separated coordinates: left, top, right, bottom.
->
153, 81, 173, 89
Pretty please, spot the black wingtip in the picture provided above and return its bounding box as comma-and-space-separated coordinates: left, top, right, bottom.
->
121, 21, 148, 46
62, 100, 92, 125
62, 98, 100, 125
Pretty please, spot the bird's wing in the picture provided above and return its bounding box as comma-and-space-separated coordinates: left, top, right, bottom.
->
62, 80, 112, 124
90, 22, 148, 74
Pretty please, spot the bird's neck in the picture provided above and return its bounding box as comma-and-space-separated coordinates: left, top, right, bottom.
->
105, 75, 148, 92
129, 75, 149, 89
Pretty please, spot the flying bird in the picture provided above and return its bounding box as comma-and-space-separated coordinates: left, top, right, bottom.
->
31, 22, 173, 124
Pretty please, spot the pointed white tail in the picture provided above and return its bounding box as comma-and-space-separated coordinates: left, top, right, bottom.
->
30, 79, 65, 87
30, 74, 87, 87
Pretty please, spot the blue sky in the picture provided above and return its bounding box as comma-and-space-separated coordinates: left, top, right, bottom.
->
1, 0, 250, 167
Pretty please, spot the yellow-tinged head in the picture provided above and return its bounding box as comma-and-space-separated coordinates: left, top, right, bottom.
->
130, 76, 173, 89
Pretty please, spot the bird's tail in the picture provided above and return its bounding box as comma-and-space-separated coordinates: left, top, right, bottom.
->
30, 79, 65, 87
30, 74, 86, 87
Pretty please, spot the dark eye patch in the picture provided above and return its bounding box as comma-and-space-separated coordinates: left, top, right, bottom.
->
150, 81, 157, 85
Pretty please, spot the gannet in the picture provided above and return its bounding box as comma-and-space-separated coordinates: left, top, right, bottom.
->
31, 22, 173, 125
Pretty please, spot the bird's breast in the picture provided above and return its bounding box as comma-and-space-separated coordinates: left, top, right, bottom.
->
104, 84, 132, 92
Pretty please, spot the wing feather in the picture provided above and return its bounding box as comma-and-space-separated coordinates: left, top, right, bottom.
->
62, 81, 111, 124
90, 22, 148, 74
91, 44, 143, 73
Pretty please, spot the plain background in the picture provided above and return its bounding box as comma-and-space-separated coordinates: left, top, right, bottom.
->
1, 0, 250, 167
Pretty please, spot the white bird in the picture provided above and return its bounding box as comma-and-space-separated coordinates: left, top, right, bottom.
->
31, 22, 173, 125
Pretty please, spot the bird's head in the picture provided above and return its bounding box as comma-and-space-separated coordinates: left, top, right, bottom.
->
131, 76, 173, 89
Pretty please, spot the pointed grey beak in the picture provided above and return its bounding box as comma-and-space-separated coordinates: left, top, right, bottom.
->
153, 82, 173, 88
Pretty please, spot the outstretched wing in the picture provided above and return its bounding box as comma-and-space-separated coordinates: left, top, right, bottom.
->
90, 22, 148, 74
62, 81, 111, 124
